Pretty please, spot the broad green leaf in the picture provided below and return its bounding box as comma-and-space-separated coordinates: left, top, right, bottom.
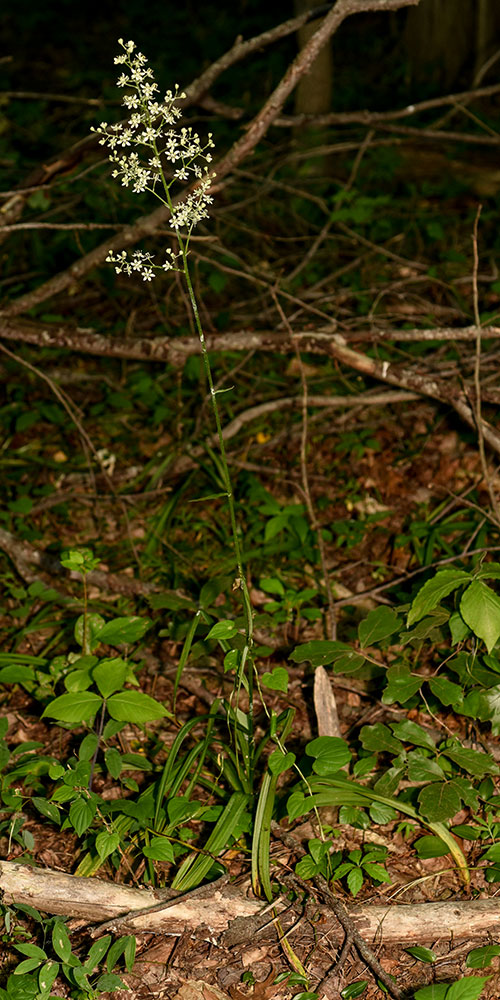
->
418, 781, 462, 822
261, 667, 288, 692
359, 723, 403, 755
405, 946, 436, 963
0, 665, 34, 684
106, 690, 170, 722
390, 720, 435, 749
295, 855, 321, 879
105, 747, 122, 778
143, 837, 175, 861
78, 733, 99, 761
449, 611, 471, 644
290, 640, 351, 667
358, 607, 401, 647
480, 843, 500, 862
69, 796, 96, 836
347, 867, 363, 896
14, 944, 47, 960
332, 651, 367, 674
368, 802, 397, 824
94, 975, 127, 992
363, 861, 391, 882
461, 580, 500, 653
446, 977, 491, 1000
124, 935, 136, 972
97, 616, 151, 645
206, 620, 238, 640
407, 569, 471, 626
83, 936, 111, 972
95, 830, 120, 860
38, 961, 59, 993
11, 959, 42, 975
268, 749, 295, 775
383, 664, 422, 704
74, 613, 105, 653
52, 920, 72, 963
442, 744, 497, 777
407, 753, 446, 783
466, 945, 500, 969
260, 577, 285, 596
42, 691, 102, 723
306, 736, 352, 774
93, 657, 128, 698
476, 562, 500, 580
414, 985, 448, 999
428, 676, 463, 706
31, 797, 61, 825
414, 836, 450, 859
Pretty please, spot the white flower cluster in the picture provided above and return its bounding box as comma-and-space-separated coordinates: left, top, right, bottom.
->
92, 38, 215, 232
105, 247, 183, 280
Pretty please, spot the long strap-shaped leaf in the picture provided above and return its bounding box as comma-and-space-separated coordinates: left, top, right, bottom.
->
171, 791, 249, 891
304, 777, 469, 885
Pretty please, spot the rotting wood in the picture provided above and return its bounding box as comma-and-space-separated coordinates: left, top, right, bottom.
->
2, 861, 500, 945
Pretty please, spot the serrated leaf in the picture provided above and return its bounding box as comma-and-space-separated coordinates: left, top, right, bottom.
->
428, 676, 463, 706
41, 691, 102, 723
383, 664, 422, 704
261, 667, 288, 692
390, 720, 435, 749
106, 690, 170, 722
359, 723, 403, 755
446, 976, 491, 1000
461, 580, 500, 653
413, 987, 448, 1000
408, 569, 471, 626
407, 753, 446, 783
358, 606, 401, 647
347, 867, 363, 897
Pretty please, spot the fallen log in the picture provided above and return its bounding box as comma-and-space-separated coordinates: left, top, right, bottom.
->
2, 861, 500, 945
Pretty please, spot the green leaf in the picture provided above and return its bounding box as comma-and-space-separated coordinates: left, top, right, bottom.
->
290, 640, 351, 667
268, 749, 295, 775
105, 747, 122, 778
460, 580, 500, 653
306, 735, 352, 774
0, 665, 34, 684
93, 657, 128, 698
206, 620, 238, 640
466, 945, 500, 969
13, 944, 47, 960
362, 861, 391, 883
341, 982, 368, 999
442, 743, 497, 777
143, 837, 175, 861
38, 961, 59, 994
358, 607, 400, 647
78, 733, 99, 761
11, 960, 42, 975
407, 569, 471, 626
42, 691, 102, 723
405, 946, 436, 963
95, 830, 120, 860
446, 977, 491, 1000
94, 973, 127, 992
390, 720, 435, 749
428, 676, 463, 706
83, 935, 111, 972
261, 667, 288, 692
124, 935, 136, 972
52, 920, 72, 963
31, 797, 61, 824
414, 836, 451, 859
347, 867, 363, 896
74, 613, 105, 653
418, 781, 462, 822
106, 690, 170, 722
69, 796, 96, 836
260, 577, 285, 596
97, 616, 151, 645
359, 723, 403, 755
383, 664, 422, 704
407, 753, 446, 783
414, 986, 449, 1000
368, 802, 397, 824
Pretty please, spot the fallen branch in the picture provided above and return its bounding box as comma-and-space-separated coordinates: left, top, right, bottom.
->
1, 861, 499, 945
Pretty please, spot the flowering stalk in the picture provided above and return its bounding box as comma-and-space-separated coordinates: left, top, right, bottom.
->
93, 40, 254, 728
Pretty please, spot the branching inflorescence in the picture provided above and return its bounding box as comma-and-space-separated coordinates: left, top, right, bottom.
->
91, 38, 215, 279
